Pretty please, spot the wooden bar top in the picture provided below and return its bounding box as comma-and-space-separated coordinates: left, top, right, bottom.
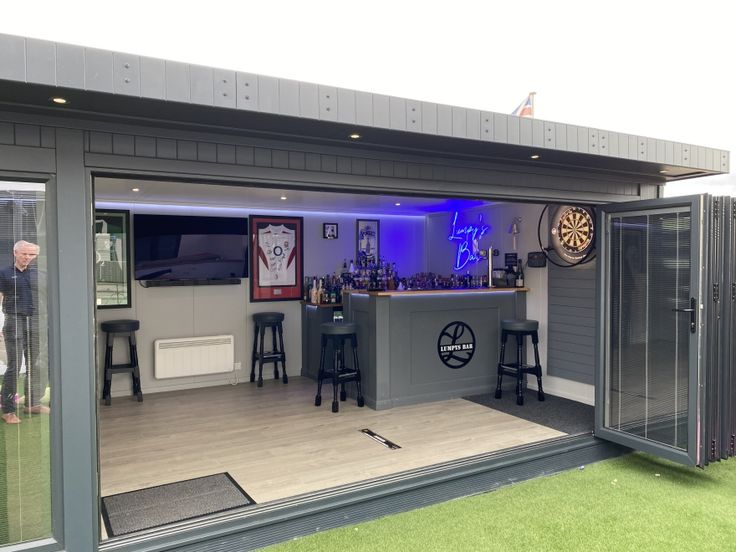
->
345, 288, 528, 297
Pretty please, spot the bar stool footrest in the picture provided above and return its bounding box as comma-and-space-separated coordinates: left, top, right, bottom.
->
499, 363, 540, 374
109, 364, 137, 371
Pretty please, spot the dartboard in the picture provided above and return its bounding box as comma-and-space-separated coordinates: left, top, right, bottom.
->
557, 206, 594, 253
549, 205, 595, 263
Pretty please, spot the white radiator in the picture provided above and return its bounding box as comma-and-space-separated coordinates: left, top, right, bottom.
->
154, 335, 235, 379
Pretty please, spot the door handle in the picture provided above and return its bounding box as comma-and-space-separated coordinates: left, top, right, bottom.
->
672, 297, 697, 333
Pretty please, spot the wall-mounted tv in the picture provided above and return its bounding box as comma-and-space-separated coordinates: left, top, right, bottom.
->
134, 214, 248, 283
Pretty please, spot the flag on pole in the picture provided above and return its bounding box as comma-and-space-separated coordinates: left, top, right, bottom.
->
511, 92, 535, 118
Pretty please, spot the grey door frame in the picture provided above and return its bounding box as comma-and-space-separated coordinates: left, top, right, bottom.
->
595, 194, 708, 467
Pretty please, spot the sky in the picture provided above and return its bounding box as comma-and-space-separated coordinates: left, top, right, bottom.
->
2, 1, 733, 196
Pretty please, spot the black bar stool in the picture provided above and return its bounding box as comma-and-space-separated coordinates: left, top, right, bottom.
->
250, 312, 287, 387
494, 319, 545, 406
315, 322, 364, 413
101, 319, 143, 405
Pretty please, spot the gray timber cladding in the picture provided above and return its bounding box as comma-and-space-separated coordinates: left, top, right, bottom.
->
0, 33, 728, 175
547, 260, 597, 385
83, 129, 652, 202
0, 122, 56, 148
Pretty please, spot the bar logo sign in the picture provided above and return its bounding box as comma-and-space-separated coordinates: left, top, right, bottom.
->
437, 321, 476, 369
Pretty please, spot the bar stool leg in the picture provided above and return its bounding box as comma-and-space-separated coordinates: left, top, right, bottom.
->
494, 330, 507, 399
351, 334, 365, 407
277, 322, 288, 384
129, 331, 143, 402
515, 334, 525, 405
257, 325, 266, 387
271, 325, 280, 380
339, 336, 347, 401
532, 331, 545, 401
103, 332, 114, 406
315, 335, 326, 406
331, 339, 340, 413
250, 323, 259, 382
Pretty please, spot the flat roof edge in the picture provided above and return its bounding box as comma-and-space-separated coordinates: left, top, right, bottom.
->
0, 33, 729, 176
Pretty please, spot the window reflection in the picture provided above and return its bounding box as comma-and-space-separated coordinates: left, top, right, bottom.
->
0, 181, 51, 545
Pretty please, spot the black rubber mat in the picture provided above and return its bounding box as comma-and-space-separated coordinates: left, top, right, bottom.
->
464, 386, 594, 435
101, 472, 255, 537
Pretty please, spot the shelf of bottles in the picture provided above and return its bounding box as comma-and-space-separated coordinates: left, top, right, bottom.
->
305, 257, 526, 304
304, 257, 399, 305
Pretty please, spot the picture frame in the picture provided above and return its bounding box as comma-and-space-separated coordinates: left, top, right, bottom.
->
322, 222, 339, 240
249, 215, 304, 302
356, 219, 380, 265
94, 209, 132, 309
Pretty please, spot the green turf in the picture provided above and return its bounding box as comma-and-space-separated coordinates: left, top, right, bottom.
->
0, 376, 52, 546
263, 452, 736, 551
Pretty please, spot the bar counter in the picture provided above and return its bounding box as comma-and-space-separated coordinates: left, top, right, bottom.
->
346, 288, 529, 296
335, 287, 527, 410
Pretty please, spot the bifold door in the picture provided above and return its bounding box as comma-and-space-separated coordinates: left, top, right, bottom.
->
596, 195, 708, 467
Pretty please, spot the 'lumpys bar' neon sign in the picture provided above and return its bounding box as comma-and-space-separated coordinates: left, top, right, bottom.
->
448, 211, 490, 270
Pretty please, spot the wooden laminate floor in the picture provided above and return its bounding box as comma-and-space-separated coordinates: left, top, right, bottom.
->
99, 377, 565, 505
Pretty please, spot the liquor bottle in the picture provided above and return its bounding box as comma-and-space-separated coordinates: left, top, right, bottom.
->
310, 278, 319, 304
349, 259, 355, 274
515, 261, 525, 288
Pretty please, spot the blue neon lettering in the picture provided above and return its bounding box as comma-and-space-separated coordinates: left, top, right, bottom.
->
448, 212, 490, 270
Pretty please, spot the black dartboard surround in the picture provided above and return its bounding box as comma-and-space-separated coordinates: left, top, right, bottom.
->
549, 205, 595, 263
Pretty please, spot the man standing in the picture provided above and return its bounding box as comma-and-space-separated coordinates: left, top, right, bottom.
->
0, 240, 48, 424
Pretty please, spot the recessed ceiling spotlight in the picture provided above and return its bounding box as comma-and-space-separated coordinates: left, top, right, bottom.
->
280, 195, 287, 200
51, 97, 68, 105
659, 169, 669, 174
530, 154, 540, 159
349, 133, 361, 140
395, 202, 401, 206
131, 187, 140, 192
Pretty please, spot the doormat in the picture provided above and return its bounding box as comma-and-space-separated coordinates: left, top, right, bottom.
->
101, 472, 255, 537
464, 388, 594, 435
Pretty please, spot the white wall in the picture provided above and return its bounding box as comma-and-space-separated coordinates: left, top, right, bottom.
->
303, 213, 425, 277
96, 208, 426, 398
426, 203, 594, 405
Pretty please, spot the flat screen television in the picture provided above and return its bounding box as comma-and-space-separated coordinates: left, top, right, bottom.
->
134, 214, 248, 283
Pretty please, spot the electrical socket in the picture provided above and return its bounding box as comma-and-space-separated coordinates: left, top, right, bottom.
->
234, 361, 242, 370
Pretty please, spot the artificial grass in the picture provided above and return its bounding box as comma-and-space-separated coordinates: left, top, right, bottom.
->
0, 376, 52, 546
263, 452, 736, 551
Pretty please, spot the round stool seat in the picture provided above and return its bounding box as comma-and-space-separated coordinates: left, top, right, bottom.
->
101, 319, 140, 333
501, 319, 539, 333
320, 322, 357, 336
253, 312, 285, 324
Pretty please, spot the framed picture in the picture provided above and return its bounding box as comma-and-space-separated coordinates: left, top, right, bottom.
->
94, 209, 131, 309
323, 222, 339, 240
249, 215, 304, 302
356, 219, 380, 265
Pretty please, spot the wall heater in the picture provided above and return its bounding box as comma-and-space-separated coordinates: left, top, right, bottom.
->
154, 335, 235, 379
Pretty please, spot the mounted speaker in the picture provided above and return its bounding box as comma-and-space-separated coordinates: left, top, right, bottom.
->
549, 205, 596, 264
527, 251, 547, 268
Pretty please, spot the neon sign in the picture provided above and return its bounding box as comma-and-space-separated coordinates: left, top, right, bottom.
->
448, 211, 490, 270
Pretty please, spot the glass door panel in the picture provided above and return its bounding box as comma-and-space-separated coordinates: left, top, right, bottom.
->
0, 181, 52, 545
597, 196, 706, 467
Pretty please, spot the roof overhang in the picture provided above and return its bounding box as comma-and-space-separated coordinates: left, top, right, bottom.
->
0, 33, 729, 182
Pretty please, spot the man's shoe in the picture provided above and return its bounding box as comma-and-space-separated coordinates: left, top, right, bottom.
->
23, 405, 51, 415
2, 412, 21, 424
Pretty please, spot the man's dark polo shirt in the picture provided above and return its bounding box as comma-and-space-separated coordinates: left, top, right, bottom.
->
0, 265, 37, 316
